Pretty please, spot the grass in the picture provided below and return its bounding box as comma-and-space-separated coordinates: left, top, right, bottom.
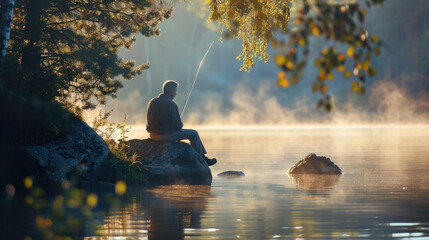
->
91, 109, 147, 185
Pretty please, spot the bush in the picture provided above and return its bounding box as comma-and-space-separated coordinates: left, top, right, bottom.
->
92, 109, 147, 184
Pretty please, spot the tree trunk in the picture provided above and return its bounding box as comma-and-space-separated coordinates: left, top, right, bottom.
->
0, 0, 15, 62
21, 0, 43, 72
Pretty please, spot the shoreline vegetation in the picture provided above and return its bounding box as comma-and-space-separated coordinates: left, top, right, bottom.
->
91, 109, 147, 185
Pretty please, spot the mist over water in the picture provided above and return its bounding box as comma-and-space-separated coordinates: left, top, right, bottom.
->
84, 79, 429, 132
184, 80, 429, 126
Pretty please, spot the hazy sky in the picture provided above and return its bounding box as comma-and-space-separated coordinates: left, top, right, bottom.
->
83, 0, 429, 128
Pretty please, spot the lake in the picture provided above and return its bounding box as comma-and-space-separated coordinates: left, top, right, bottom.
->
80, 127, 429, 240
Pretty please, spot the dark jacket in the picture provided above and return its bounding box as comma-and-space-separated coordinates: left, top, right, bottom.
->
146, 93, 183, 135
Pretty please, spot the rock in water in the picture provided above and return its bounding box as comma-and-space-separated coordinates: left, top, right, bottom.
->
129, 139, 212, 186
23, 119, 110, 182
288, 153, 342, 175
217, 171, 245, 178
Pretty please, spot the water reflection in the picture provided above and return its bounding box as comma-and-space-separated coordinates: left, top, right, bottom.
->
288, 174, 341, 196
146, 185, 213, 239
88, 185, 213, 240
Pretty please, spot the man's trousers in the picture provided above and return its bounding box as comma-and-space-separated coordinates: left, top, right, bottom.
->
149, 129, 207, 156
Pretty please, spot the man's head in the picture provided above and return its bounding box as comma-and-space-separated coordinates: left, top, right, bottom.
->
162, 80, 178, 99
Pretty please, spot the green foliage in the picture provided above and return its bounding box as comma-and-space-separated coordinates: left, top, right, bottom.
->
273, 0, 384, 111
92, 109, 138, 163
0, 68, 76, 146
92, 109, 146, 184
97, 153, 146, 184
208, 0, 290, 71
207, 0, 385, 111
6, 0, 173, 110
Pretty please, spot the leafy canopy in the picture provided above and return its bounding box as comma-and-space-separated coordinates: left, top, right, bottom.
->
207, 0, 385, 111
4, 0, 172, 110
208, 0, 290, 71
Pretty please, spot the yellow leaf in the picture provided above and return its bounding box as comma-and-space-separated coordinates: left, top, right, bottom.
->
86, 193, 98, 208
327, 73, 334, 81
338, 53, 346, 62
286, 61, 294, 69
44, 218, 52, 227
321, 84, 328, 94
24, 177, 33, 189
312, 83, 318, 93
298, 38, 306, 46
317, 69, 325, 82
312, 25, 320, 36
115, 180, 127, 195
337, 65, 345, 73
271, 39, 278, 49
314, 58, 321, 67
370, 35, 379, 43
277, 77, 290, 88
344, 71, 352, 78
322, 48, 329, 55
278, 71, 285, 79
347, 46, 355, 58
291, 74, 298, 84
274, 54, 286, 66
369, 67, 377, 76
356, 63, 362, 70
363, 60, 370, 71
351, 81, 360, 92
374, 47, 381, 56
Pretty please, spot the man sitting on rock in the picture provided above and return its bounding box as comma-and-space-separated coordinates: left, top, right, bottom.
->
146, 80, 217, 166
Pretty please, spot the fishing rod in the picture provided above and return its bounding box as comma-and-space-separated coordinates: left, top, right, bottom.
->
180, 41, 214, 118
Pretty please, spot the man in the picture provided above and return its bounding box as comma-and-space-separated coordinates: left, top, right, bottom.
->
146, 80, 217, 166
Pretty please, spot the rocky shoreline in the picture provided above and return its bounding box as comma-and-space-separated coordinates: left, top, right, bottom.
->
22, 119, 212, 186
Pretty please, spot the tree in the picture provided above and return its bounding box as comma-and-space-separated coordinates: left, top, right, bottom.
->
0, 0, 15, 62
1, 0, 172, 110
207, 0, 385, 111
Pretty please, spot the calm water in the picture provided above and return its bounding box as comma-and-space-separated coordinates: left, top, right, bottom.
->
86, 127, 429, 240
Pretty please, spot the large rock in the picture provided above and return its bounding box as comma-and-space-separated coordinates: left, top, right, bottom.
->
129, 139, 212, 186
288, 153, 342, 175
23, 119, 110, 182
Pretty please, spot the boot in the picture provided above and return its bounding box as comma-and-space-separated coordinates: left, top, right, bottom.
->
203, 156, 217, 166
